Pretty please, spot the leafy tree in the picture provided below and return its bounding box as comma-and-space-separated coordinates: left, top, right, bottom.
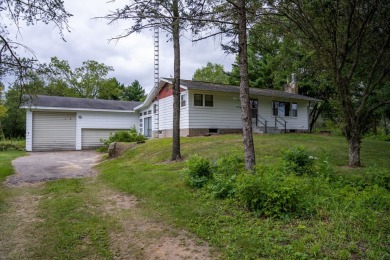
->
98, 77, 125, 100
274, 0, 390, 167
0, 84, 7, 139
122, 80, 146, 101
2, 85, 26, 138
192, 62, 230, 84
42, 57, 115, 99
0, 0, 71, 86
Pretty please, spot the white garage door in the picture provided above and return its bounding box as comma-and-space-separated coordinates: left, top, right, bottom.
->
82, 129, 125, 149
32, 112, 76, 151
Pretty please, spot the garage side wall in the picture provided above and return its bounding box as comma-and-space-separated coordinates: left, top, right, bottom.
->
25, 110, 33, 152
76, 111, 139, 150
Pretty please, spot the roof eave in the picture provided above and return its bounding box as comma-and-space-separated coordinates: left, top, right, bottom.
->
20, 106, 137, 113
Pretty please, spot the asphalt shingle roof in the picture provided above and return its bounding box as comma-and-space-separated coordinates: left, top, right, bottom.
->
24, 95, 142, 111
163, 78, 317, 101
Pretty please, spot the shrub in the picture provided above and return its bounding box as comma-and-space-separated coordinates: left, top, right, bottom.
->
184, 154, 212, 188
0, 139, 25, 151
282, 146, 315, 175
235, 166, 306, 218
208, 154, 244, 198
99, 127, 146, 151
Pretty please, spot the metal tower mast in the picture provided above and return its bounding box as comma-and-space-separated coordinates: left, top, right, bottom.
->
153, 26, 160, 137
154, 27, 159, 87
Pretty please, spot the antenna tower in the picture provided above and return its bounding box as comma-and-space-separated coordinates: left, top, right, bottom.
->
154, 26, 159, 87
153, 25, 160, 137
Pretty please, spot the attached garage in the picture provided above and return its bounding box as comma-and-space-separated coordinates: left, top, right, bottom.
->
32, 112, 76, 151
23, 95, 142, 152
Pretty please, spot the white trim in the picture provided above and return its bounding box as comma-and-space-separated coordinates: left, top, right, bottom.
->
21, 106, 136, 113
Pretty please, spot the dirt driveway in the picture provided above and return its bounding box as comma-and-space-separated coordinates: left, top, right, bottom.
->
6, 151, 102, 186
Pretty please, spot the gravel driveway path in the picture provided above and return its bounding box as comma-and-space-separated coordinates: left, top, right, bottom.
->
7, 151, 102, 186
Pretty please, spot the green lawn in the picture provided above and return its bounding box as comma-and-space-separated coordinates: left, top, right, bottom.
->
0, 134, 389, 259
98, 134, 390, 259
0, 151, 25, 213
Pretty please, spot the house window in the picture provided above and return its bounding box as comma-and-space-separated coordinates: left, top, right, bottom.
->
143, 111, 147, 115
273, 101, 291, 117
181, 93, 187, 107
148, 110, 152, 115
205, 95, 214, 107
292, 102, 298, 117
250, 99, 258, 118
194, 94, 214, 107
153, 104, 158, 114
194, 94, 203, 106
139, 113, 142, 117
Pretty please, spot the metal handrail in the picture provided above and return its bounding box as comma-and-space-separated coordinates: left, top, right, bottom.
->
275, 115, 287, 133
256, 114, 268, 133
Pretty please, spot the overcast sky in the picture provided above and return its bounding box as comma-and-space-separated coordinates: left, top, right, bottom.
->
10, 0, 235, 93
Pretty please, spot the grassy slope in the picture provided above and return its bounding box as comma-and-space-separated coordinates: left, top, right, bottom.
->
98, 134, 390, 259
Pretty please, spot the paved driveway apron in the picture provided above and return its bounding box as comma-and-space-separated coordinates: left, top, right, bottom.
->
7, 151, 102, 186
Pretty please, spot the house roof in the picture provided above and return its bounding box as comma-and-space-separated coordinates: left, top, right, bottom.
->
165, 78, 317, 101
23, 95, 142, 111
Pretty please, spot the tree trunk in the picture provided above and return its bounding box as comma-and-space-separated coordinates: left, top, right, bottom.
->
347, 135, 361, 167
237, 0, 256, 171
309, 101, 326, 133
171, 0, 181, 161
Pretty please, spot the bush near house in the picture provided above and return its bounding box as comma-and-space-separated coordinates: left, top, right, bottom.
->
99, 127, 146, 151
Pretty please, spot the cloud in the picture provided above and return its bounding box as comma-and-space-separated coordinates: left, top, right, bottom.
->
8, 0, 234, 93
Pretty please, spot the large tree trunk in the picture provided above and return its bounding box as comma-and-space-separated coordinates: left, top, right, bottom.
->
345, 121, 362, 167
347, 135, 361, 167
237, 0, 256, 171
171, 0, 181, 161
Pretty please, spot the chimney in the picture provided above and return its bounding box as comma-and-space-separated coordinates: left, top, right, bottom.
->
284, 73, 298, 94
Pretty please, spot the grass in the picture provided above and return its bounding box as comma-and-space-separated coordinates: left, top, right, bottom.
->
0, 150, 25, 213
98, 133, 390, 259
0, 134, 389, 259
32, 179, 113, 259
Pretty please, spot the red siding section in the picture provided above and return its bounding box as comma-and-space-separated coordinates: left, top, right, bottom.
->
158, 83, 186, 99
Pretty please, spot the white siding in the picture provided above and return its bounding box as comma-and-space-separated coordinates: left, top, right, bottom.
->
257, 96, 309, 130
188, 90, 242, 129
25, 110, 33, 151
159, 96, 173, 130
157, 91, 189, 131
187, 90, 310, 131
82, 129, 121, 149
76, 111, 139, 150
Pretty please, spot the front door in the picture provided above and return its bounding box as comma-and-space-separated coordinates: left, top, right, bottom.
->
144, 117, 152, 137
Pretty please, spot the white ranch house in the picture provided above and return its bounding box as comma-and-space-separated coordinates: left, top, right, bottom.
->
23, 78, 317, 151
